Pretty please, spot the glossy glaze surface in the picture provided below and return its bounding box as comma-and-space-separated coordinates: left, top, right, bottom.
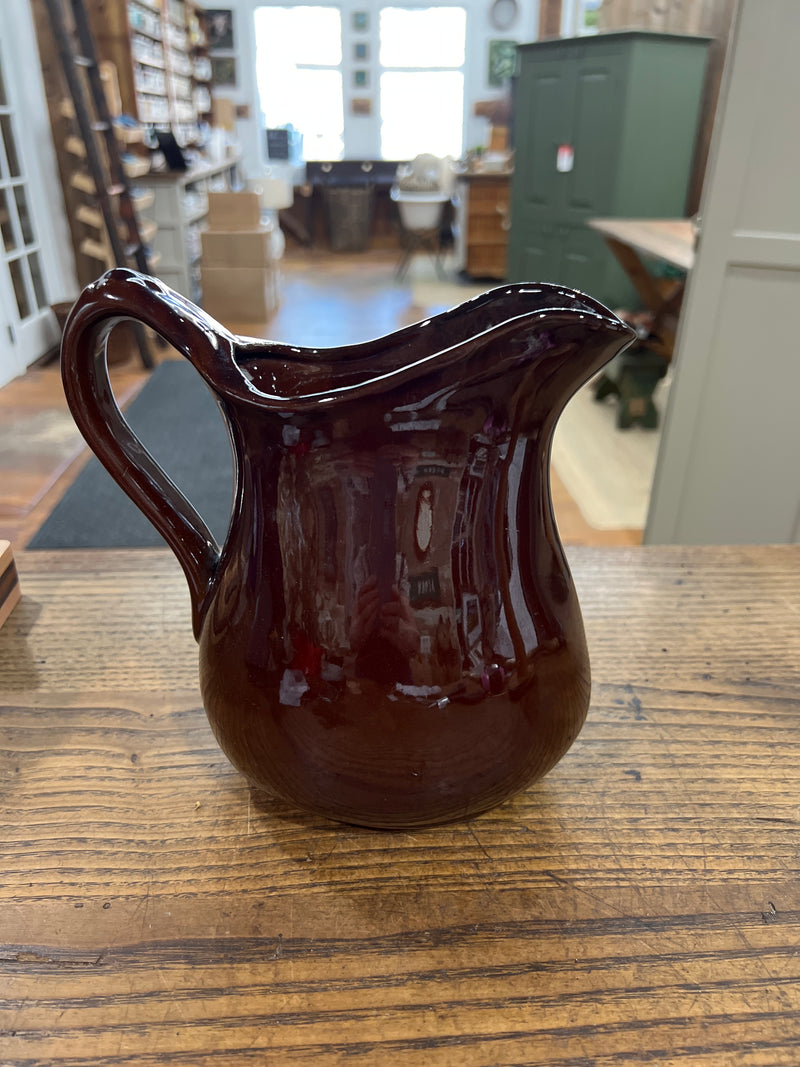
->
61, 268, 633, 826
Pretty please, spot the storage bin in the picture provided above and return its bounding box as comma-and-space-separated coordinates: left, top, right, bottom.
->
324, 184, 374, 252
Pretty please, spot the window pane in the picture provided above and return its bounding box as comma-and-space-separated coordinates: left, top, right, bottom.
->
584, 0, 602, 30
255, 6, 344, 160
255, 7, 342, 67
0, 56, 7, 107
9, 256, 31, 319
379, 8, 466, 68
0, 187, 16, 251
28, 251, 47, 310
380, 71, 464, 160
14, 185, 34, 245
0, 113, 20, 177
289, 69, 344, 159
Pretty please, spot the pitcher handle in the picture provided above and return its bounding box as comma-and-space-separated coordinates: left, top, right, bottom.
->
61, 268, 235, 637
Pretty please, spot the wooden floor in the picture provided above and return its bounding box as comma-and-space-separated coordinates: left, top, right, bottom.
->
0, 250, 640, 551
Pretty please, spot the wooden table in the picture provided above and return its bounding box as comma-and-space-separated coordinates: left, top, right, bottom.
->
588, 218, 696, 360
2, 546, 799, 1064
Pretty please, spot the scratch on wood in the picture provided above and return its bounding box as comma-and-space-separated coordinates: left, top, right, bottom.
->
466, 821, 492, 862
761, 901, 778, 924
2, 950, 103, 968
624, 683, 645, 721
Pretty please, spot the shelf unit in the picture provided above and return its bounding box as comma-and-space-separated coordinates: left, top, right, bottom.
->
187, 3, 212, 123
144, 154, 241, 302
87, 0, 211, 146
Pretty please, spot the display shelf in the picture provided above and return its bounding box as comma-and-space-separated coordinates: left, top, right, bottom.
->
147, 155, 242, 298
87, 0, 207, 146
135, 54, 166, 70
131, 187, 155, 211
123, 156, 151, 179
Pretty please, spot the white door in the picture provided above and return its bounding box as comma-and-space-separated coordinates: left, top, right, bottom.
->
646, 0, 800, 544
0, 6, 69, 386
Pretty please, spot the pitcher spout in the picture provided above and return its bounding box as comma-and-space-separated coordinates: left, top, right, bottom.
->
223, 283, 635, 412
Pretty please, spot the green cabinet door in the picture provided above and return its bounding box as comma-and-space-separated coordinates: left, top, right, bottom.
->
510, 223, 557, 282
561, 48, 627, 224
509, 52, 575, 233
513, 223, 629, 301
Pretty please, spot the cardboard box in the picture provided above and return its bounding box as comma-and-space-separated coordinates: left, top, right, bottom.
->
0, 540, 21, 631
212, 96, 236, 132
201, 226, 275, 268
206, 192, 262, 232
201, 265, 278, 323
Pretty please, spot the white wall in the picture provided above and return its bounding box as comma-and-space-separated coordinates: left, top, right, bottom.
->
646, 0, 800, 544
214, 0, 540, 179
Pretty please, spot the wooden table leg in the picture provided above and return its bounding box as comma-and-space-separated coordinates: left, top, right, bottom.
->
602, 235, 686, 362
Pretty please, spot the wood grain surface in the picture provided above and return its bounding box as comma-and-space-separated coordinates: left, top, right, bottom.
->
1, 546, 798, 1064
587, 219, 696, 272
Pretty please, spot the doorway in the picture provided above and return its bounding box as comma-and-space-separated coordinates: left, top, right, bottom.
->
0, 5, 73, 387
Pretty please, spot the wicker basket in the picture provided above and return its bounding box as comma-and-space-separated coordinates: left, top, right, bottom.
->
324, 185, 375, 252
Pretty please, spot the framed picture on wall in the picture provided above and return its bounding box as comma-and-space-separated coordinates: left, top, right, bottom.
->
488, 40, 517, 87
205, 9, 235, 52
351, 97, 372, 116
353, 11, 368, 31
211, 56, 237, 88
354, 42, 368, 60
354, 70, 369, 88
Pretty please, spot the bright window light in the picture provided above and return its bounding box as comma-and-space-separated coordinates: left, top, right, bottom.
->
254, 7, 344, 160
380, 71, 465, 159
379, 7, 466, 161
379, 8, 466, 68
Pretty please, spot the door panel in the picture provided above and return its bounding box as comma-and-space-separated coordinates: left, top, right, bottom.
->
509, 55, 574, 280
564, 58, 624, 220
558, 223, 635, 307
515, 222, 636, 307
513, 64, 572, 217
516, 226, 556, 283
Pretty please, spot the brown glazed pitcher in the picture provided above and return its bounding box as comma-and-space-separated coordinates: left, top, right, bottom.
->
61, 268, 633, 828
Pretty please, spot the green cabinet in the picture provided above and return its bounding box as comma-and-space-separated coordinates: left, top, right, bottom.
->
507, 32, 709, 307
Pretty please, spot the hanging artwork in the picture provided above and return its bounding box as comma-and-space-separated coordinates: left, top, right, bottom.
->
205, 9, 235, 52
351, 97, 372, 116
488, 40, 517, 87
211, 56, 237, 88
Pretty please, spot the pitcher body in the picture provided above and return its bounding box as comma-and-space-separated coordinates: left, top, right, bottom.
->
61, 269, 633, 827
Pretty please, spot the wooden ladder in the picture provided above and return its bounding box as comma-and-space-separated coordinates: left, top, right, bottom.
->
44, 0, 154, 369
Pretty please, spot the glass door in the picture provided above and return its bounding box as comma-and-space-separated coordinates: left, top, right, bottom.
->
0, 24, 58, 386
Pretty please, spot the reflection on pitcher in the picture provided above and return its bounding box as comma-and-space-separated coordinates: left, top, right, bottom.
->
350, 575, 419, 684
